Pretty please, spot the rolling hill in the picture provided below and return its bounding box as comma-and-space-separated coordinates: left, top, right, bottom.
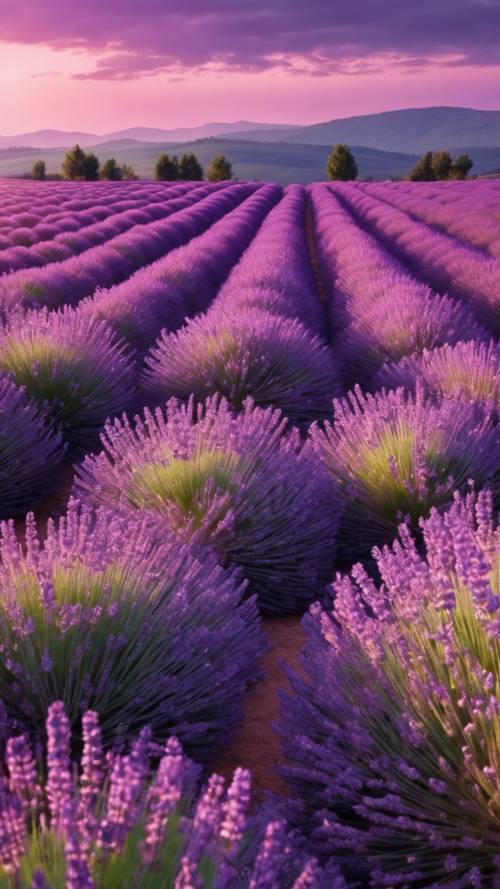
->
224, 107, 500, 154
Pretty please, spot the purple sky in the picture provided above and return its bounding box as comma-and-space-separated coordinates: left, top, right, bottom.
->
0, 0, 498, 131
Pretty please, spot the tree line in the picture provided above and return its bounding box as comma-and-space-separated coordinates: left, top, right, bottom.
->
325, 144, 474, 181
30, 146, 234, 182
29, 142, 474, 184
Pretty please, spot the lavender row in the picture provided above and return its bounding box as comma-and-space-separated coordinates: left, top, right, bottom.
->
0, 183, 196, 256
0, 181, 189, 237
83, 182, 282, 351
307, 183, 485, 388
361, 180, 500, 258
331, 182, 500, 334
0, 182, 253, 311
141, 185, 341, 428
0, 184, 202, 274
0, 179, 181, 214
0, 185, 274, 517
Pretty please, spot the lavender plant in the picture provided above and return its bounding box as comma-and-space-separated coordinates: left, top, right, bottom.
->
374, 339, 500, 413
73, 396, 340, 613
0, 377, 65, 517
309, 384, 499, 558
280, 489, 500, 887
0, 308, 136, 449
0, 500, 263, 756
142, 307, 340, 427
0, 701, 338, 888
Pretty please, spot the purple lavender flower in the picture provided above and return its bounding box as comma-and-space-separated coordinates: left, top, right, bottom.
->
309, 383, 499, 558
0, 183, 239, 311
0, 499, 263, 756
74, 395, 340, 613
142, 307, 340, 427
308, 183, 486, 387
329, 181, 500, 335
0, 376, 65, 517
0, 702, 331, 886
82, 184, 280, 352
374, 339, 500, 413
280, 488, 500, 885
0, 306, 136, 449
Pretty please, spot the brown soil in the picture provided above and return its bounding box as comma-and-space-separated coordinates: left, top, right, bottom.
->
213, 615, 305, 801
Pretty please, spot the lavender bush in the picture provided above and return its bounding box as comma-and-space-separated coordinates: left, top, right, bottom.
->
142, 307, 340, 426
74, 396, 340, 613
309, 384, 499, 558
0, 377, 65, 517
280, 489, 500, 887
374, 339, 500, 412
0, 701, 340, 888
0, 500, 263, 756
0, 308, 136, 449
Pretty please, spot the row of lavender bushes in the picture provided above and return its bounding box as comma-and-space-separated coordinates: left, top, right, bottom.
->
0, 178, 498, 884
277, 181, 500, 886
0, 180, 341, 885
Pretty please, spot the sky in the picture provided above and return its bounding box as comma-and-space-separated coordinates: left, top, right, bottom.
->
0, 0, 499, 133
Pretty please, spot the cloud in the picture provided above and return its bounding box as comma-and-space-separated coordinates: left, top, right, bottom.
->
0, 0, 499, 81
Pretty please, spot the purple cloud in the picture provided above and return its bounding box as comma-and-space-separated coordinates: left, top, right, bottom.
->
0, 0, 499, 80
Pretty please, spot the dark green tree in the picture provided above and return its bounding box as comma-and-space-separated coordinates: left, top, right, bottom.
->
62, 145, 88, 180
155, 154, 179, 181
207, 154, 233, 181
407, 151, 436, 181
32, 160, 46, 181
326, 144, 358, 181
121, 163, 138, 181
178, 152, 204, 181
432, 150, 453, 180
101, 158, 123, 181
83, 152, 100, 181
450, 154, 473, 179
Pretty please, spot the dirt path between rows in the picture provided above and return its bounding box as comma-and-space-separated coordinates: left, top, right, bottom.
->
213, 615, 305, 801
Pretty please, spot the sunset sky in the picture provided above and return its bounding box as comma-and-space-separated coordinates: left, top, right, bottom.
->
0, 0, 499, 133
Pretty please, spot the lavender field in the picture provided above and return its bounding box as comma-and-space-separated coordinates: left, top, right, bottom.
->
0, 176, 499, 887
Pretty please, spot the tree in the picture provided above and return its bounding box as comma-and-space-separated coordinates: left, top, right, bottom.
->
121, 163, 138, 181
450, 154, 473, 179
327, 144, 358, 181
407, 151, 436, 181
432, 150, 453, 180
101, 158, 123, 181
207, 154, 233, 182
62, 145, 100, 181
178, 153, 204, 181
32, 160, 46, 181
62, 144, 88, 180
155, 154, 179, 181
84, 152, 100, 181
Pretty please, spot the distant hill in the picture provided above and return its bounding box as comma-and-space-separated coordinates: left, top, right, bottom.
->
224, 107, 500, 154
1, 137, 499, 184
0, 121, 297, 150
